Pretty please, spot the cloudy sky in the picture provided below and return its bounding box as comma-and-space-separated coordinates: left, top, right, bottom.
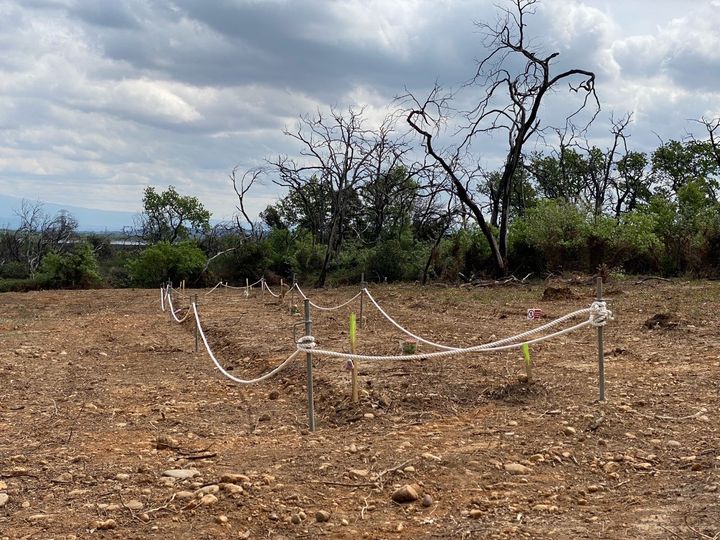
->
0, 0, 718, 224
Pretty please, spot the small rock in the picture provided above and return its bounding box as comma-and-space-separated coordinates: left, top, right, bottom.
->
403, 465, 415, 473
504, 463, 531, 475
563, 426, 577, 436
349, 443, 358, 454
197, 485, 220, 495
162, 469, 200, 479
392, 484, 419, 503
468, 509, 483, 519
258, 413, 271, 422
422, 452, 442, 462
603, 462, 620, 474
0, 494, 8, 508
215, 515, 228, 524
0, 481, 6, 490
53, 472, 73, 483
115, 473, 130, 481
268, 390, 280, 400
220, 483, 243, 494
125, 500, 144, 511
587, 485, 600, 493
220, 473, 251, 483
93, 519, 117, 530
291, 514, 301, 525
341, 518, 349, 526
175, 491, 195, 499
363, 413, 375, 419
316, 510, 331, 522
268, 512, 279, 521
421, 494, 433, 507
667, 440, 682, 448
349, 469, 369, 479
199, 494, 218, 506
529, 454, 545, 463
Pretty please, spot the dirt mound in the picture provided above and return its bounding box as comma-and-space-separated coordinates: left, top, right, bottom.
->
644, 312, 681, 329
541, 286, 577, 300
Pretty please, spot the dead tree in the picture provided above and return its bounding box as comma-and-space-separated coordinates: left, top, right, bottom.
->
405, 0, 599, 276
271, 108, 405, 287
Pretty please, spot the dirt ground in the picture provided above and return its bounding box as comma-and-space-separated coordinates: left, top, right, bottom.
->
1, 279, 719, 539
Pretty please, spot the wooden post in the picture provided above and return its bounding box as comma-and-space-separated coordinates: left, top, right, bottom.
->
304, 299, 315, 432
245, 278, 249, 298
280, 278, 284, 304
359, 289, 364, 329
261, 277, 265, 302
350, 313, 358, 402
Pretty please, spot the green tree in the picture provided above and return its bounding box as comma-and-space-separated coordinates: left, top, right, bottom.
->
138, 186, 211, 244
39, 243, 102, 289
127, 241, 207, 287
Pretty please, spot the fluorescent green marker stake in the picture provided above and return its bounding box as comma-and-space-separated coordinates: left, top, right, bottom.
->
350, 313, 358, 402
521, 343, 532, 381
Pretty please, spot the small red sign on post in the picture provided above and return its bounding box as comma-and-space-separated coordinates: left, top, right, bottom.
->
527, 308, 543, 320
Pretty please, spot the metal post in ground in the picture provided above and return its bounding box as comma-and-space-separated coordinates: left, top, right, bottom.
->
359, 289, 364, 329
596, 277, 606, 402
194, 294, 199, 353
304, 299, 315, 432
280, 278, 284, 304
245, 278, 249, 298
261, 277, 265, 303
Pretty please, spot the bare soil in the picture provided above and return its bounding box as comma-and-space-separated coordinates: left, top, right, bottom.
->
1, 280, 719, 539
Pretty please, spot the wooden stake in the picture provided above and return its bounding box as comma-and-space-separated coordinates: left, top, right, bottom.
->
350, 313, 358, 403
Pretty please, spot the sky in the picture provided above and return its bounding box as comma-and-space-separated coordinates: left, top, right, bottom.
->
0, 0, 718, 225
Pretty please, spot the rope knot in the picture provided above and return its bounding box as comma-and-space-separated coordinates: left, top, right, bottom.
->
589, 301, 613, 327
297, 335, 316, 350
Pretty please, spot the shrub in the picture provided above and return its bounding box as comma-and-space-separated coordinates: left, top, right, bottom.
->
38, 243, 102, 289
127, 241, 207, 287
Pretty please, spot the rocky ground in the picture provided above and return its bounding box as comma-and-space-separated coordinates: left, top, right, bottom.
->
0, 279, 719, 539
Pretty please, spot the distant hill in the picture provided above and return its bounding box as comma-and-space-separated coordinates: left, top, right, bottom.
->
0, 193, 137, 232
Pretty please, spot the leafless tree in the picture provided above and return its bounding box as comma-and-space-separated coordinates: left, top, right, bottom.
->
230, 166, 264, 240
6, 201, 78, 275
405, 0, 599, 276
271, 107, 408, 287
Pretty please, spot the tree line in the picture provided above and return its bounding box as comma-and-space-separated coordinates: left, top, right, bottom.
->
1, 0, 719, 290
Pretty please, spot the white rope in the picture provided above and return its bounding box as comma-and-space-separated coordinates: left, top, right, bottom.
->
262, 280, 281, 298
298, 319, 590, 361
166, 291, 192, 323
220, 278, 263, 290
293, 285, 361, 311
191, 302, 300, 384
296, 301, 613, 362
205, 281, 223, 295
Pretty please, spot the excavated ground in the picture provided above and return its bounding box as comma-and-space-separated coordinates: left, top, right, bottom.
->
0, 280, 719, 539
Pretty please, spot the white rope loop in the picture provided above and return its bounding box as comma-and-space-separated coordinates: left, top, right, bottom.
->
589, 301, 613, 326
191, 302, 299, 384
165, 290, 192, 323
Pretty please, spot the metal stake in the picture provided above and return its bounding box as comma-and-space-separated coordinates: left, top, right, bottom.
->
194, 294, 199, 353
359, 289, 364, 329
280, 278, 284, 304
261, 277, 265, 302
596, 277, 605, 402
304, 299, 315, 432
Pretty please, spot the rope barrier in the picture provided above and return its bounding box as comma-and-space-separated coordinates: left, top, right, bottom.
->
262, 280, 281, 298
205, 281, 224, 295
292, 285, 361, 311
165, 290, 192, 323
295, 301, 612, 362
191, 302, 300, 384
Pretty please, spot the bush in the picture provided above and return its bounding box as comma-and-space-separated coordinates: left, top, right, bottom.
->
38, 243, 102, 289
0, 261, 30, 279
127, 241, 207, 287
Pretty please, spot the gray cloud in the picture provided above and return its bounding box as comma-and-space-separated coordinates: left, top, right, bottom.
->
0, 0, 717, 224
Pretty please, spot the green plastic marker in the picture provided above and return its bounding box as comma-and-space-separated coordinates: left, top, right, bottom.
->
521, 343, 531, 367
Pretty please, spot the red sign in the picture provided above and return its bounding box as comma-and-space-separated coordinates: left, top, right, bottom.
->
527, 308, 543, 320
